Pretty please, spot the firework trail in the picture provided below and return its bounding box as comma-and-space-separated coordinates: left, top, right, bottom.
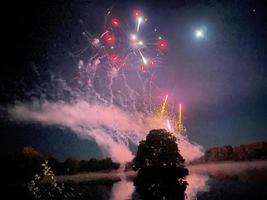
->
8, 9, 203, 164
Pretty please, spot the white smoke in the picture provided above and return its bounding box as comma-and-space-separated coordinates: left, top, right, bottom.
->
179, 137, 205, 162
9, 100, 204, 163
9, 101, 146, 163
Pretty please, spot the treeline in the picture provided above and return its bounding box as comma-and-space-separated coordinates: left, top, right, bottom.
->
0, 146, 120, 183
196, 141, 267, 163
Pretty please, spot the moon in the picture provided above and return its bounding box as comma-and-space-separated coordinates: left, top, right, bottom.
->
194, 27, 207, 39
195, 29, 204, 38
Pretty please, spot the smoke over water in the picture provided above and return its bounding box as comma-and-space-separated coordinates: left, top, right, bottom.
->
9, 101, 152, 162
9, 99, 203, 163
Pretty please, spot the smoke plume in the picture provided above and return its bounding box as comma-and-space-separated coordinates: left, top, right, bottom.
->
9, 100, 204, 163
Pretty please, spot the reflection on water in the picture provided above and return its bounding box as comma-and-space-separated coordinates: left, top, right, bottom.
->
112, 166, 189, 200
185, 173, 209, 200
57, 161, 267, 200
111, 178, 135, 200
109, 172, 208, 200
111, 163, 135, 200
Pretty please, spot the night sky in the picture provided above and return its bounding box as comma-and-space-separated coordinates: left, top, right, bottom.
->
1, 0, 267, 160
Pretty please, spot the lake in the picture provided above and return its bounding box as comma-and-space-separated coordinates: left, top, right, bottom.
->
56, 160, 267, 200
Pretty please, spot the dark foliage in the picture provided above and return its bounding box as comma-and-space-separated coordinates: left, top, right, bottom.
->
0, 146, 120, 184
133, 129, 189, 200
133, 129, 185, 170
134, 167, 188, 200
199, 141, 267, 163
0, 146, 120, 199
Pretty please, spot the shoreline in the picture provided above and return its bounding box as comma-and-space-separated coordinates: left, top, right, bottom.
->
56, 160, 267, 183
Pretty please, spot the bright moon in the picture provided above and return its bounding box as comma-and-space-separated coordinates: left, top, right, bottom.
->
195, 29, 204, 38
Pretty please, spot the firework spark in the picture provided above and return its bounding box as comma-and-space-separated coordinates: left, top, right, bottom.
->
160, 95, 169, 117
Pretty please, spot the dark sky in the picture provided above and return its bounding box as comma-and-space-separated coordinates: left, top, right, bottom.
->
1, 0, 267, 159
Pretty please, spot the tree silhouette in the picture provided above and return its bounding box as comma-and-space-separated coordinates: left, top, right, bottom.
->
133, 129, 188, 200
133, 129, 185, 169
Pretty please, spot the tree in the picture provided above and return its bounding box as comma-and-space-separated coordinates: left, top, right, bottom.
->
22, 146, 41, 159
133, 129, 185, 170
28, 161, 75, 200
133, 129, 188, 200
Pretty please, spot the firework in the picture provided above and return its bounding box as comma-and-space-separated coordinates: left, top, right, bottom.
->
8, 7, 205, 169
12, 9, 178, 162
166, 119, 172, 131
158, 95, 187, 136
83, 9, 168, 73
160, 95, 169, 117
